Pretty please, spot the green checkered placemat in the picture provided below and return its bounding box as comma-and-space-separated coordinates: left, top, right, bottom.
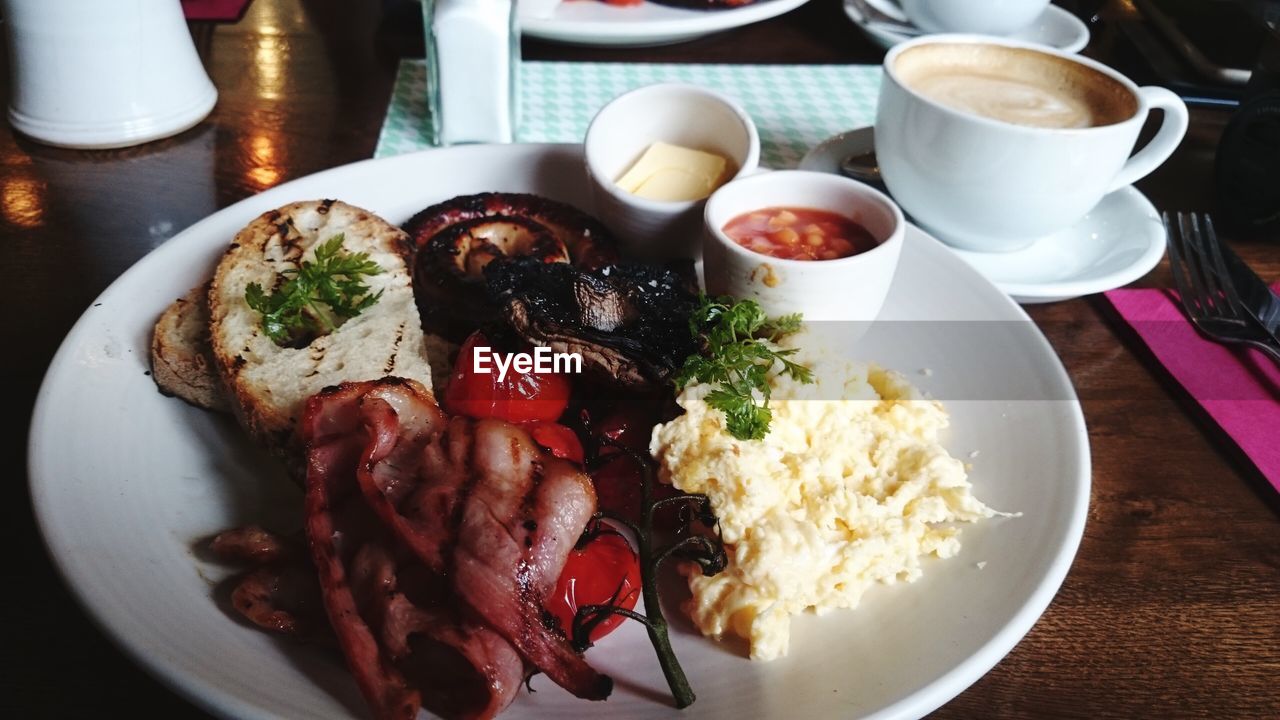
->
376, 60, 881, 168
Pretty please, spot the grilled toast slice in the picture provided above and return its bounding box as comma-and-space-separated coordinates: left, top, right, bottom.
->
208, 199, 434, 459
150, 284, 231, 412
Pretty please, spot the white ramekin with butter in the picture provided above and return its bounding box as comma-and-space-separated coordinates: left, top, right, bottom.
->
584, 83, 760, 260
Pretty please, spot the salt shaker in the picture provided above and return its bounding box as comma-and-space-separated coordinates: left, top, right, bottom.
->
423, 0, 520, 145
2, 0, 217, 149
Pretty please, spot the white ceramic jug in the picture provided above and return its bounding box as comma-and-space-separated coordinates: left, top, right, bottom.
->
3, 0, 217, 148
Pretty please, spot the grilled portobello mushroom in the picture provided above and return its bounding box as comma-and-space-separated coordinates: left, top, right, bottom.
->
486, 257, 699, 386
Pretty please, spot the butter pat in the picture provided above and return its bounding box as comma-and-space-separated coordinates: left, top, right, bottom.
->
616, 142, 728, 202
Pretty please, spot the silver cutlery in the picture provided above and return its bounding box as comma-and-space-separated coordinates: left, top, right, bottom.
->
844, 0, 922, 36
838, 149, 883, 186
1220, 233, 1280, 340
1163, 211, 1280, 365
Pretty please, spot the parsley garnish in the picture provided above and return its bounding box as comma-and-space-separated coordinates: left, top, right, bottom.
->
245, 234, 383, 346
674, 296, 813, 440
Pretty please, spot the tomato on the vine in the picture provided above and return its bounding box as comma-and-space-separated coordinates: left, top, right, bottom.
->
548, 524, 641, 644
443, 331, 572, 423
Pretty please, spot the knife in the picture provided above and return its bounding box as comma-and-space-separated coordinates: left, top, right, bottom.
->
1219, 240, 1280, 344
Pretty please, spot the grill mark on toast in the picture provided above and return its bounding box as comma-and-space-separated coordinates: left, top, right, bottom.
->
309, 342, 327, 377
384, 322, 406, 374
279, 218, 305, 263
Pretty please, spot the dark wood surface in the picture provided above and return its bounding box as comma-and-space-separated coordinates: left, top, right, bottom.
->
5, 0, 1278, 718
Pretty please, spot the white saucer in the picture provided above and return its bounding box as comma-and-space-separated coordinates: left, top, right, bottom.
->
843, 1, 1090, 54
800, 127, 1166, 304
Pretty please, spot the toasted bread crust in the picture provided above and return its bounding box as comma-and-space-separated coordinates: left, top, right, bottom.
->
208, 200, 433, 461
150, 284, 231, 412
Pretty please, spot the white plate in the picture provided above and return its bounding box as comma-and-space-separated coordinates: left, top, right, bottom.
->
801, 127, 1166, 304
843, 1, 1090, 54
520, 0, 811, 47
30, 143, 1090, 720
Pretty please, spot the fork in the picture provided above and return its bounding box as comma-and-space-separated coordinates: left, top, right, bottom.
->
1163, 211, 1280, 365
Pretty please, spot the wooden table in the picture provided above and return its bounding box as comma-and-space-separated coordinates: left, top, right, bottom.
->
6, 1, 1277, 717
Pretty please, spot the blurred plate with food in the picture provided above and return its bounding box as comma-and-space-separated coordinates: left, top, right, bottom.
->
520, 0, 813, 47
843, 0, 1089, 53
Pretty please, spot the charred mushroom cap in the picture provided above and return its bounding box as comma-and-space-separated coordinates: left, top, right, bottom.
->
407, 193, 619, 341
486, 258, 700, 386
414, 215, 568, 340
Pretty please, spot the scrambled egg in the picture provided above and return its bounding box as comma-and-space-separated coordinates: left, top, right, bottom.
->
649, 344, 997, 661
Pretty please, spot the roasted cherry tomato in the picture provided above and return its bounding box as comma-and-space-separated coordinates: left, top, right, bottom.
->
593, 405, 654, 456
444, 331, 572, 423
526, 421, 585, 465
590, 454, 645, 523
590, 454, 682, 529
548, 523, 641, 643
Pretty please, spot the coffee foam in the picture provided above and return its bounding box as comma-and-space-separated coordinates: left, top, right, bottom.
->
893, 44, 1137, 129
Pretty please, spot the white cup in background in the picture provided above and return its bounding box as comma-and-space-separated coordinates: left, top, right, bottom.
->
875, 35, 1189, 253
584, 83, 760, 261
702, 170, 904, 323
897, 0, 1050, 35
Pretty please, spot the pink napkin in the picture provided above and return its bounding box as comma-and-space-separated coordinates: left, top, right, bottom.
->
1103, 284, 1280, 492
182, 0, 253, 22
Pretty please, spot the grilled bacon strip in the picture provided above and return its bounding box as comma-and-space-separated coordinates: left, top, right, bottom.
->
301, 378, 610, 720
210, 526, 326, 637
304, 386, 424, 720
449, 419, 609, 700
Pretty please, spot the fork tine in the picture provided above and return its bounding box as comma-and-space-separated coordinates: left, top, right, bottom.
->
1174, 211, 1213, 317
1180, 212, 1217, 317
1199, 214, 1246, 319
1185, 212, 1237, 320
1165, 212, 1202, 319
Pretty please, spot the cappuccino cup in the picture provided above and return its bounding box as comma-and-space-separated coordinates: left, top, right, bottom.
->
875, 36, 1189, 253
896, 0, 1050, 35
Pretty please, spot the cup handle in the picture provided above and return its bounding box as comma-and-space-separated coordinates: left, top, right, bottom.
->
862, 0, 910, 23
1107, 86, 1189, 193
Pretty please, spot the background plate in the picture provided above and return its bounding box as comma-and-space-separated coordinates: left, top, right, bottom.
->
521, 0, 812, 47
843, 2, 1089, 54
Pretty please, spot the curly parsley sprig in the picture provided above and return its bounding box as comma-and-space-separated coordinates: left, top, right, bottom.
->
245, 234, 383, 346
674, 296, 813, 440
